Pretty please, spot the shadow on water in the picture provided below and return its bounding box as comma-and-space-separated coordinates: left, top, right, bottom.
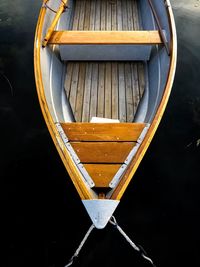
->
1, 1, 200, 267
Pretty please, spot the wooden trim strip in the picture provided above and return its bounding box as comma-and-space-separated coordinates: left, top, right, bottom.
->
34, 4, 96, 200
48, 30, 163, 45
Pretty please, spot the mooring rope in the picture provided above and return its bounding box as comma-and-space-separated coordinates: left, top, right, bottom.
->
109, 216, 156, 267
64, 216, 156, 267
64, 224, 95, 267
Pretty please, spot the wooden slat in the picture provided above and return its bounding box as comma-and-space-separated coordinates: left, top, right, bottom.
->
105, 63, 112, 118
125, 63, 134, 122
101, 0, 106, 31
82, 63, 92, 122
72, 0, 81, 30
71, 142, 135, 163
111, 0, 117, 30
111, 8, 118, 120
127, 0, 134, 31
69, 63, 79, 112
90, 0, 96, 30
132, 0, 140, 30
111, 62, 119, 120
131, 62, 141, 114
118, 63, 126, 122
89, 63, 98, 119
49, 30, 162, 45
74, 63, 86, 121
78, 0, 86, 30
64, 63, 73, 98
61, 122, 146, 142
138, 62, 146, 98
122, 0, 128, 30
95, 0, 101, 30
83, 0, 91, 30
117, 0, 123, 30
84, 164, 121, 188
97, 63, 105, 118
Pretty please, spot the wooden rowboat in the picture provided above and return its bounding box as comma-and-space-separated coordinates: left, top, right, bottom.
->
34, 0, 177, 229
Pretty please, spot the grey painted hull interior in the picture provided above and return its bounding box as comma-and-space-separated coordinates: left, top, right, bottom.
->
40, 0, 173, 124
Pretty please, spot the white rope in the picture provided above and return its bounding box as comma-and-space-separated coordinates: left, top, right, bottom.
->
109, 216, 156, 267
64, 216, 156, 267
64, 224, 95, 267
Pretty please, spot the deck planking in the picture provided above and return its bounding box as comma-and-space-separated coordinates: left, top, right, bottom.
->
64, 0, 145, 123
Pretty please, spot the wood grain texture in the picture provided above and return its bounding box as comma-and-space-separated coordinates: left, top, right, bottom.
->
49, 30, 162, 45
64, 0, 146, 122
84, 164, 121, 187
61, 122, 146, 142
71, 141, 136, 163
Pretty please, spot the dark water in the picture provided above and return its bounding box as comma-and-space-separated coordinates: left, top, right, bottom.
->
1, 1, 200, 267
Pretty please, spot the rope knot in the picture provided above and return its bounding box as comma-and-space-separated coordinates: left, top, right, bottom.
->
109, 216, 118, 228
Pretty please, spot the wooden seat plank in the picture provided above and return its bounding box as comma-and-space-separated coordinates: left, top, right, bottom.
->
70, 141, 135, 163
48, 30, 162, 45
84, 164, 121, 188
61, 122, 146, 142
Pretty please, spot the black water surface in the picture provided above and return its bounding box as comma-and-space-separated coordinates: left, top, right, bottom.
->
1, 1, 200, 267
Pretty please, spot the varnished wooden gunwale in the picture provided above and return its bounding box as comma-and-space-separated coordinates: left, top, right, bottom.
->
34, 3, 96, 200
110, 3, 177, 200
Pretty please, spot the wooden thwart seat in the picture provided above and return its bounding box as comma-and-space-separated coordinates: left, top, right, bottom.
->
61, 122, 146, 141
61, 122, 146, 188
49, 30, 162, 45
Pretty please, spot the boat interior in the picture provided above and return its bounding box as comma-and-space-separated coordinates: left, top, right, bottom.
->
39, 0, 172, 196
63, 0, 145, 123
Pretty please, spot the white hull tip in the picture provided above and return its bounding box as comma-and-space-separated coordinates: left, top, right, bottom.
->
82, 199, 120, 229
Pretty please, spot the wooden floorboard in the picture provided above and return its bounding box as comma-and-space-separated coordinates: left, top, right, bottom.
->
64, 0, 146, 122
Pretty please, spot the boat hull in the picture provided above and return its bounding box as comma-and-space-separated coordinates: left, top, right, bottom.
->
34, 0, 177, 227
